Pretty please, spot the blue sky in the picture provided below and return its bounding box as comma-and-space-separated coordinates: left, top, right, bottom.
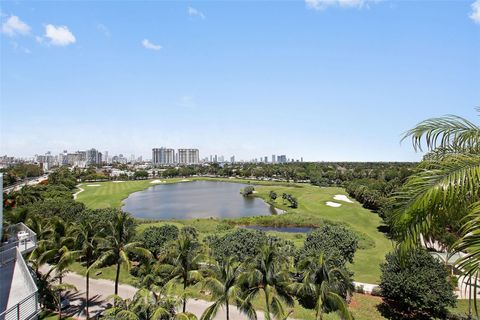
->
1, 0, 479, 161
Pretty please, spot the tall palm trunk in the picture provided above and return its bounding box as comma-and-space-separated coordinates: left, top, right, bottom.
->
264, 287, 271, 320
183, 277, 187, 313
58, 292, 63, 320
226, 297, 230, 320
86, 271, 90, 319
115, 262, 121, 295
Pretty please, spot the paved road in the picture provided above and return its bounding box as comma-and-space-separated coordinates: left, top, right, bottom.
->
3, 174, 49, 193
43, 267, 267, 320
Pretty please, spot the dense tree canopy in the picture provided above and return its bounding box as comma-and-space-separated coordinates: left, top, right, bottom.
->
205, 229, 295, 263
380, 249, 456, 319
136, 224, 179, 256
298, 225, 359, 266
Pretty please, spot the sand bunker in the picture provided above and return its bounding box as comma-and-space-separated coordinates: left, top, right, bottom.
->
87, 184, 101, 187
334, 195, 353, 203
326, 201, 342, 207
150, 180, 166, 184
112, 181, 124, 183
181, 179, 191, 182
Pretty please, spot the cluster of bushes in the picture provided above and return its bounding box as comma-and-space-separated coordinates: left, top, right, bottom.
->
379, 249, 457, 319
242, 185, 255, 196
204, 228, 296, 262
281, 193, 298, 208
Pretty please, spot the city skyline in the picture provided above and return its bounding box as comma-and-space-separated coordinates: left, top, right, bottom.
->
1, 1, 479, 161
6, 147, 303, 164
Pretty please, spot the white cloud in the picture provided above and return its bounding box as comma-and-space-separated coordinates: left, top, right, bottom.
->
470, 0, 480, 24
44, 24, 76, 46
188, 7, 206, 19
1, 15, 30, 36
305, 0, 370, 10
142, 39, 161, 50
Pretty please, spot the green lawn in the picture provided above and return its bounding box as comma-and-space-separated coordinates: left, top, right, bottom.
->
76, 178, 392, 283
76, 178, 186, 208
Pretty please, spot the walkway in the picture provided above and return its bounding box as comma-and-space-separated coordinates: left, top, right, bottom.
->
40, 267, 268, 320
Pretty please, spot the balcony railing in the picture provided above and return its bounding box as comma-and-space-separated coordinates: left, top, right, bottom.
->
1, 223, 37, 254
0, 292, 39, 320
0, 247, 39, 320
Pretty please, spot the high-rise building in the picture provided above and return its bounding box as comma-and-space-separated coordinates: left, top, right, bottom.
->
104, 151, 109, 164
86, 148, 102, 165
230, 155, 235, 163
152, 148, 175, 165
277, 155, 287, 163
272, 155, 276, 163
264, 156, 268, 163
59, 150, 68, 166
178, 149, 199, 164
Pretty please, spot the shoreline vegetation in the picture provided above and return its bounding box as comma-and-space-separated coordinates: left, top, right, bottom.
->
76, 177, 391, 283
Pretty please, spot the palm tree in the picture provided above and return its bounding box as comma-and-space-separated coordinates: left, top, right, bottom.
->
393, 110, 480, 306
104, 288, 177, 320
159, 232, 204, 313
201, 257, 255, 320
239, 244, 294, 320
36, 265, 76, 320
34, 217, 75, 284
92, 210, 152, 295
289, 253, 352, 320
14, 185, 42, 206
66, 221, 104, 319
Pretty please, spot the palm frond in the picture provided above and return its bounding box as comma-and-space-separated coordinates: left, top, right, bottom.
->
200, 300, 222, 320
391, 154, 480, 249
402, 114, 480, 152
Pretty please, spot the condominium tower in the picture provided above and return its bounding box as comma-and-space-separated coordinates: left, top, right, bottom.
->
178, 149, 199, 164
152, 148, 175, 165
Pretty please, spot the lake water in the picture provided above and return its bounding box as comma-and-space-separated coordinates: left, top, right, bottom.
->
123, 180, 280, 220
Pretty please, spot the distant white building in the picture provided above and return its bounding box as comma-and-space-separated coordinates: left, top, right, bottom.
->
178, 148, 199, 164
152, 148, 175, 165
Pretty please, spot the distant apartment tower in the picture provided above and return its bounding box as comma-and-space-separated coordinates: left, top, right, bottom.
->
230, 155, 235, 163
152, 148, 175, 165
272, 155, 276, 163
178, 149, 199, 164
59, 150, 68, 166
277, 155, 287, 163
86, 148, 102, 165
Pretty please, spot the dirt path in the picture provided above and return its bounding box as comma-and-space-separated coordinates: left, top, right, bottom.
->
72, 185, 84, 200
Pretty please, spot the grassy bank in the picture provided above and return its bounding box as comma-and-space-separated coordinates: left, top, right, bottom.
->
75, 178, 392, 282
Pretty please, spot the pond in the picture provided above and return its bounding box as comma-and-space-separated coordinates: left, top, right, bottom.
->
122, 180, 281, 220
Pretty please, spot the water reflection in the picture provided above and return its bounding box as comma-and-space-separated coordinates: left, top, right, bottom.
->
123, 180, 280, 220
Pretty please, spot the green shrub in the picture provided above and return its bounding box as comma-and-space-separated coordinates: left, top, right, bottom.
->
136, 224, 179, 256
298, 224, 359, 265
205, 228, 294, 262
379, 249, 456, 319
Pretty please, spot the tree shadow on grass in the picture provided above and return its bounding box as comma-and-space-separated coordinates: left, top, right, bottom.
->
377, 300, 434, 320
